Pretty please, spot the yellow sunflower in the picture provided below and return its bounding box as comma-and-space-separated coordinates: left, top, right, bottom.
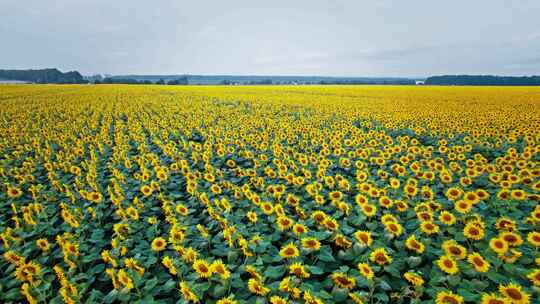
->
151, 237, 167, 252
331, 272, 356, 289
405, 235, 425, 254
369, 248, 392, 266
420, 221, 440, 235
499, 283, 530, 304
437, 255, 459, 275
467, 252, 490, 273
354, 230, 373, 247
247, 278, 269, 296
527, 231, 540, 247
480, 293, 509, 304
36, 239, 50, 252
439, 211, 456, 225
289, 262, 310, 279
6, 186, 23, 198
442, 240, 467, 260
301, 237, 321, 251
279, 243, 300, 259
435, 291, 464, 304
464, 223, 485, 240
404, 272, 424, 286
357, 262, 374, 280
193, 259, 213, 279
489, 237, 509, 254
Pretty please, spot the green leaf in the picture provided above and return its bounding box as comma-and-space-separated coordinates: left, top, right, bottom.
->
458, 288, 479, 301
308, 265, 325, 275
318, 246, 336, 262
264, 265, 286, 279
144, 277, 159, 293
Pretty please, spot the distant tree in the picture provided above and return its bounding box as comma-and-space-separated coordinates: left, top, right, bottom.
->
167, 76, 188, 85
425, 75, 540, 86
156, 79, 165, 85
0, 68, 87, 83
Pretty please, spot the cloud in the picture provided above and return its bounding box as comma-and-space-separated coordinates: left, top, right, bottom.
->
1, 0, 539, 76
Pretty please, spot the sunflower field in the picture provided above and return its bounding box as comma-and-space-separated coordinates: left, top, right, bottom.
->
0, 84, 539, 304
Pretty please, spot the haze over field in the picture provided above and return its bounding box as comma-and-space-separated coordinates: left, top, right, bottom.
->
1, 0, 540, 77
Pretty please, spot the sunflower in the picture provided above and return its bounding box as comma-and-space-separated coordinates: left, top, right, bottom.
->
357, 262, 374, 280
276, 216, 294, 231
464, 223, 485, 240
500, 231, 523, 247
417, 211, 433, 222
179, 281, 200, 303
510, 189, 526, 201
6, 186, 23, 198
454, 200, 472, 214
126, 206, 139, 220
151, 237, 167, 252
354, 230, 372, 247
355, 194, 368, 206
246, 211, 258, 223
269, 296, 288, 304
331, 272, 356, 289
437, 255, 459, 275
499, 283, 530, 304
489, 237, 509, 254
405, 235, 425, 254
404, 272, 424, 286
361, 204, 377, 217
311, 211, 327, 223
4, 251, 25, 265
261, 202, 274, 215
117, 269, 134, 290
435, 291, 464, 304
501, 249, 523, 264
349, 292, 365, 304
15, 261, 41, 283
439, 211, 456, 225
378, 196, 393, 209
496, 217, 516, 231
442, 240, 467, 259
217, 296, 239, 304
211, 260, 230, 279
334, 234, 352, 249
301, 237, 321, 251
289, 262, 310, 278
292, 223, 308, 235
383, 221, 402, 237
395, 200, 409, 212
36, 239, 50, 251
193, 259, 213, 278
480, 293, 509, 304
527, 231, 540, 247
323, 217, 339, 231
420, 221, 440, 235
463, 191, 480, 204
524, 268, 540, 287
247, 278, 270, 296
369, 248, 392, 265
467, 252, 490, 272
175, 204, 189, 216
140, 185, 153, 197
279, 243, 300, 259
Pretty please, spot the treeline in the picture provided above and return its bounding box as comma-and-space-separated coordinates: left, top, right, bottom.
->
425, 75, 540, 86
98, 76, 188, 85
219, 79, 416, 85
0, 69, 86, 83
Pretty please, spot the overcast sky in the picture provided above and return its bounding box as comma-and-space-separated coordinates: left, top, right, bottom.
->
1, 0, 539, 77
